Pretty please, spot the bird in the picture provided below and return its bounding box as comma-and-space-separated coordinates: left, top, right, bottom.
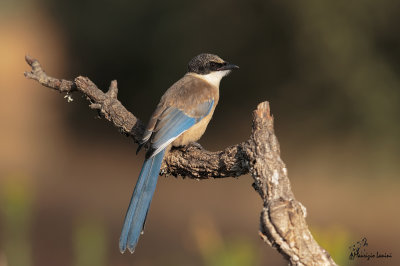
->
119, 53, 239, 253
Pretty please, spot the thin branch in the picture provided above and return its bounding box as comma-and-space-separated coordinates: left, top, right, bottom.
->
24, 55, 337, 265
24, 55, 246, 179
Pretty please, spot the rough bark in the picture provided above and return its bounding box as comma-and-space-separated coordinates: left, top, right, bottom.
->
24, 55, 337, 265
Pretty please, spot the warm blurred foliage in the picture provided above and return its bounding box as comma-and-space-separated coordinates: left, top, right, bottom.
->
1, 0, 399, 265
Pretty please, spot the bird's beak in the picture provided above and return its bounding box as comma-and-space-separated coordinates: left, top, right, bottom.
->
218, 62, 239, 71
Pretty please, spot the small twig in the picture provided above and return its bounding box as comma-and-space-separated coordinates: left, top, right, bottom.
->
24, 55, 337, 265
24, 55, 76, 92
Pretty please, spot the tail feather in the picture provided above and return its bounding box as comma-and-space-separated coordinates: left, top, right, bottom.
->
119, 149, 166, 253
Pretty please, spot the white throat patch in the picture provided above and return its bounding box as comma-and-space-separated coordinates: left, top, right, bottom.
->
198, 70, 231, 87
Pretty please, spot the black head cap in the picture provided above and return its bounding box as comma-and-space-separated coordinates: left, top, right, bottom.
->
187, 53, 239, 74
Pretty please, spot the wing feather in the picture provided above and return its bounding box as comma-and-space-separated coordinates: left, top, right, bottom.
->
145, 99, 214, 158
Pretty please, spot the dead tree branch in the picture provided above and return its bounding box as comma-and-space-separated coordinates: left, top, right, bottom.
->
24, 55, 337, 265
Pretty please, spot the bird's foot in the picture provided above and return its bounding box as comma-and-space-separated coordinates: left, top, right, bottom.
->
189, 142, 204, 150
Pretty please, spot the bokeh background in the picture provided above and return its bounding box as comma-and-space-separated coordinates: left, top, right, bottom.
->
1, 0, 399, 265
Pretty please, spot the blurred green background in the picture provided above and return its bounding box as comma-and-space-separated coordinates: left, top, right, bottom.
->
1, 0, 399, 265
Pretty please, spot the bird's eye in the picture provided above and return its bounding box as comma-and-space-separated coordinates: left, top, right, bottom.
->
209, 61, 222, 71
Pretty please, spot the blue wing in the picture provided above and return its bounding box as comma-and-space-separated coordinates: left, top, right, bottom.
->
119, 99, 214, 253
146, 99, 214, 157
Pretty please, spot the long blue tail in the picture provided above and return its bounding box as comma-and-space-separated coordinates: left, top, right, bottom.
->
119, 149, 166, 253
